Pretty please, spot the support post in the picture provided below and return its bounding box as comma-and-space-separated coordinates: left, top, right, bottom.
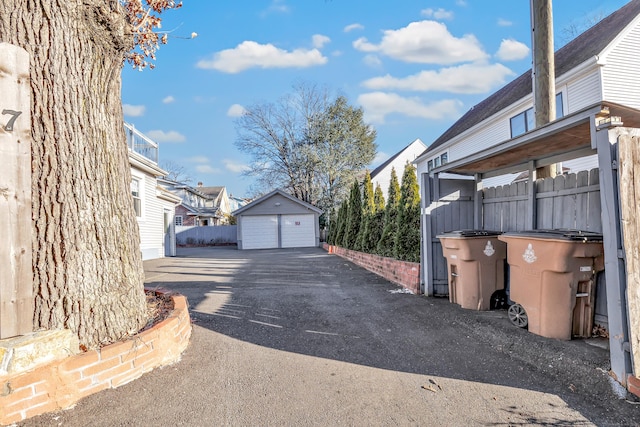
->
474, 173, 483, 229
422, 173, 435, 296
596, 125, 633, 386
527, 160, 537, 229
0, 43, 33, 338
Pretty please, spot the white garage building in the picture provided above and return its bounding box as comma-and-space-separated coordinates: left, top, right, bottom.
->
233, 190, 323, 250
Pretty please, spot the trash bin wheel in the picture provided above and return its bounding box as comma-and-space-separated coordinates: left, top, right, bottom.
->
489, 290, 507, 310
508, 303, 528, 328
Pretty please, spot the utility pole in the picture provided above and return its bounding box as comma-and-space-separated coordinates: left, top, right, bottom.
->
530, 0, 558, 178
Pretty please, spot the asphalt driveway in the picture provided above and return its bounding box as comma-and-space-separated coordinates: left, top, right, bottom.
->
22, 246, 639, 426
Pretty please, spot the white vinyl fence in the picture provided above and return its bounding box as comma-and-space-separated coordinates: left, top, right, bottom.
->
176, 225, 237, 246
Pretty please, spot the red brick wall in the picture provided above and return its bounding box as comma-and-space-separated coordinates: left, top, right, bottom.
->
323, 244, 420, 293
0, 291, 191, 425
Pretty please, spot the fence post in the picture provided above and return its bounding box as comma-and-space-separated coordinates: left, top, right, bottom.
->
0, 43, 33, 338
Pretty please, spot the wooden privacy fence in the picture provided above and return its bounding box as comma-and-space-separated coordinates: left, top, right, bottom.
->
426, 169, 603, 298
425, 177, 476, 296
483, 168, 602, 232
176, 225, 237, 246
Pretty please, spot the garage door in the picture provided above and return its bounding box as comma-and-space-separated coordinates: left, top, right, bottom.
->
241, 215, 278, 249
281, 214, 315, 248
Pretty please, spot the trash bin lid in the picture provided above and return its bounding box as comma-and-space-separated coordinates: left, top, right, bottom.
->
437, 229, 503, 238
501, 229, 603, 242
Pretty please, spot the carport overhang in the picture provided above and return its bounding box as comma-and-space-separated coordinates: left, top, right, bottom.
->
428, 102, 640, 179
420, 101, 640, 389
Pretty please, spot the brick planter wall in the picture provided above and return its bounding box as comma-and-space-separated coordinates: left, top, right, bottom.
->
323, 244, 420, 293
0, 291, 191, 425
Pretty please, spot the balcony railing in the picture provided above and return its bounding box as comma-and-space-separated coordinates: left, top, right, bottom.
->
125, 122, 158, 164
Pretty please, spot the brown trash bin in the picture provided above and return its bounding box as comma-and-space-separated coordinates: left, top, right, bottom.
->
498, 230, 605, 340
437, 230, 507, 311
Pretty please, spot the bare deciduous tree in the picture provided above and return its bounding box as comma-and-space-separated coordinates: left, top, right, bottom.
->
235, 82, 377, 214
161, 160, 193, 184
558, 11, 607, 47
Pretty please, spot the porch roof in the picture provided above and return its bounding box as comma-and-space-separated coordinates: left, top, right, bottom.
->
430, 102, 640, 178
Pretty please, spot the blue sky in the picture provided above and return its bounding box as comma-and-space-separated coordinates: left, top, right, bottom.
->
121, 0, 629, 197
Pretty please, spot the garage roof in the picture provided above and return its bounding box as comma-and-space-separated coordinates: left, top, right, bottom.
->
232, 189, 323, 216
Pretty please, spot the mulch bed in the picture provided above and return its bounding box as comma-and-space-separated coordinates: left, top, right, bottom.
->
140, 289, 175, 333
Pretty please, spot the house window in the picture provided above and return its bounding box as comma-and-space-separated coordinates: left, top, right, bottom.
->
131, 177, 142, 217
440, 153, 448, 165
510, 107, 534, 138
175, 215, 183, 226
510, 93, 565, 138
556, 92, 564, 119
427, 153, 448, 172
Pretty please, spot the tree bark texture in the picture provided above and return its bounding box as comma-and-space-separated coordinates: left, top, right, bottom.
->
0, 1, 147, 348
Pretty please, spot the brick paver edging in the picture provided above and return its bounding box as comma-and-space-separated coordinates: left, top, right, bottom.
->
0, 291, 192, 425
323, 244, 420, 293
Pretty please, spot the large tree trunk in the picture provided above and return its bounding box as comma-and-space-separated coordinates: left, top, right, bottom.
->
0, 1, 147, 348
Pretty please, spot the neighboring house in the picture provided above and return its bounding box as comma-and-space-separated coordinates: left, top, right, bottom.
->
371, 138, 426, 199
158, 179, 231, 226
196, 185, 232, 220
233, 190, 323, 250
415, 0, 640, 183
228, 194, 251, 212
126, 123, 181, 260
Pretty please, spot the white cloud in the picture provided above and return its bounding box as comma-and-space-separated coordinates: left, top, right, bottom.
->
357, 92, 463, 124
186, 156, 209, 164
497, 18, 513, 27
146, 130, 186, 143
421, 8, 454, 20
495, 39, 530, 61
344, 23, 364, 33
353, 21, 488, 65
162, 96, 175, 104
223, 159, 250, 173
227, 104, 247, 117
122, 104, 145, 117
196, 41, 328, 73
363, 54, 382, 68
362, 63, 515, 94
456, 0, 468, 6
312, 34, 331, 49
196, 164, 222, 174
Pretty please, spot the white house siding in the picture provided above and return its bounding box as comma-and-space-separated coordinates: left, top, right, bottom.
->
601, 22, 640, 110
372, 140, 426, 199
562, 154, 599, 174
134, 167, 167, 260
566, 69, 602, 113
449, 119, 511, 161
